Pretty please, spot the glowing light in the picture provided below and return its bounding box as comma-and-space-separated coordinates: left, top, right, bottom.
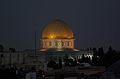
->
57, 41, 62, 48
50, 35, 54, 38
49, 34, 56, 39
57, 48, 63, 51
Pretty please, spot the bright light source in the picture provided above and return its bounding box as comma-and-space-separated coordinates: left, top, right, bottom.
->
50, 35, 54, 38
49, 34, 55, 39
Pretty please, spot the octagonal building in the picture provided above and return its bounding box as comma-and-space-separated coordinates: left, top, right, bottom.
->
41, 19, 75, 50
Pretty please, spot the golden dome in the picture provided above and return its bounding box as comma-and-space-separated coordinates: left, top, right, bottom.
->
42, 19, 74, 39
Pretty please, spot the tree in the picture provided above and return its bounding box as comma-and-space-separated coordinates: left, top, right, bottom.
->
98, 47, 105, 66
98, 47, 104, 58
64, 55, 69, 66
47, 60, 57, 69
104, 46, 118, 67
0, 54, 4, 65
92, 48, 99, 65
81, 54, 85, 62
9, 48, 16, 52
0, 44, 4, 52
58, 57, 62, 69
93, 48, 98, 57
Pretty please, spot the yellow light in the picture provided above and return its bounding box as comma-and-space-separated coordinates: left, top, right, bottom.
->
49, 34, 55, 39
50, 35, 54, 38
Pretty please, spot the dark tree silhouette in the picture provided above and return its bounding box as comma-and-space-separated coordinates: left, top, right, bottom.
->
47, 60, 57, 69
58, 57, 62, 69
0, 44, 4, 52
93, 48, 98, 57
98, 47, 104, 58
81, 54, 85, 62
92, 48, 99, 65
64, 55, 69, 66
0, 54, 4, 65
90, 46, 120, 67
85, 56, 91, 64
98, 47, 105, 66
9, 48, 16, 52
104, 46, 119, 67
73, 58, 77, 66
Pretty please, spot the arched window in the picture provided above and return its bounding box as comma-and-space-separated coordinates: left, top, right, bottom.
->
69, 41, 72, 46
44, 42, 46, 46
49, 41, 52, 46
67, 41, 69, 46
61, 41, 64, 46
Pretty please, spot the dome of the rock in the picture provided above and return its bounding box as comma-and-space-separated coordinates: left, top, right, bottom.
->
42, 19, 74, 39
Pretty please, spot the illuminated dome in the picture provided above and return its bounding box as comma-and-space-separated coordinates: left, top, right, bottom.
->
42, 19, 74, 39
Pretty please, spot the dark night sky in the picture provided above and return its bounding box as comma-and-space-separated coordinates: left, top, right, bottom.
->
0, 0, 120, 50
